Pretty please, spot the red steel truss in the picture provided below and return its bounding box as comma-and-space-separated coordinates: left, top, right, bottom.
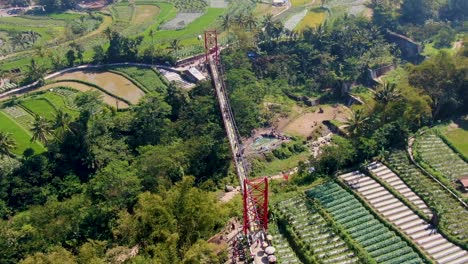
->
243, 177, 269, 234
204, 30, 219, 63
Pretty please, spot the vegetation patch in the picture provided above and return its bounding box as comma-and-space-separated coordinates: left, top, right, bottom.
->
307, 182, 424, 263
295, 8, 327, 31
387, 151, 468, 245
414, 132, 468, 183
0, 110, 44, 155
109, 66, 167, 94
160, 13, 204, 30
20, 98, 57, 121
442, 122, 468, 158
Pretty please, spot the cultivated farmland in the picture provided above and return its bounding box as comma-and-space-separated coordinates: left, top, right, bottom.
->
110, 66, 167, 93
0, 110, 43, 155
415, 132, 468, 182
275, 196, 360, 263
268, 222, 301, 264
387, 151, 468, 245
54, 70, 145, 104
306, 182, 424, 263
295, 8, 327, 31
340, 168, 468, 263
40, 81, 129, 108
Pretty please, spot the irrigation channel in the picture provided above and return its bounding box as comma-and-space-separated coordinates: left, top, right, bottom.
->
208, 58, 269, 263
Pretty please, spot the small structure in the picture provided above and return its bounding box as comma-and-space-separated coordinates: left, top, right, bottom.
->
184, 67, 206, 83
273, 0, 288, 6
458, 176, 468, 192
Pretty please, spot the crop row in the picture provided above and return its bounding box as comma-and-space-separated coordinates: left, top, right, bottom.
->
276, 197, 359, 264
387, 151, 468, 245
306, 182, 423, 264
415, 132, 468, 182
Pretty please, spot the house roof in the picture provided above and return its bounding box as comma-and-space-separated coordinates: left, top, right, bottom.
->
459, 176, 468, 188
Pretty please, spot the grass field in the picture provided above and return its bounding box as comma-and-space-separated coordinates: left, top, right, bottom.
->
0, 111, 44, 155
256, 151, 310, 176
110, 66, 167, 93
444, 128, 468, 157
291, 0, 316, 7
21, 98, 57, 120
154, 8, 225, 46
295, 8, 327, 31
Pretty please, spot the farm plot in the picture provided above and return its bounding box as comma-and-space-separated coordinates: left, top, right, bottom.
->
276, 196, 359, 263
110, 66, 167, 94
415, 132, 468, 182
443, 126, 468, 158
20, 97, 57, 120
0, 110, 44, 155
268, 222, 301, 264
295, 8, 327, 31
284, 10, 308, 31
0, 13, 101, 55
53, 70, 145, 104
122, 5, 161, 36
387, 151, 468, 245
2, 106, 34, 129
160, 13, 203, 30
306, 182, 424, 263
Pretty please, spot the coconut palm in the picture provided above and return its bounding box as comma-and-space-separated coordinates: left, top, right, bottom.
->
220, 13, 232, 32
53, 110, 72, 139
344, 109, 369, 136
235, 13, 246, 28
31, 115, 52, 144
0, 132, 16, 162
374, 81, 400, 105
245, 13, 257, 31
168, 39, 182, 53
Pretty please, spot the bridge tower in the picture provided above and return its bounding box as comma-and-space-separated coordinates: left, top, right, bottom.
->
243, 177, 269, 235
204, 30, 219, 63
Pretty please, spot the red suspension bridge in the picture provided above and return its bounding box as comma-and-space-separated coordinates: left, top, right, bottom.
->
204, 30, 269, 262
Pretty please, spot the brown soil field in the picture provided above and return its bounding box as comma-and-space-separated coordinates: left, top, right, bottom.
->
54, 70, 145, 104
279, 104, 350, 137
40, 82, 129, 108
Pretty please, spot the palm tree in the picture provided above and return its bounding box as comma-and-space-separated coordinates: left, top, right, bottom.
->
53, 110, 72, 139
0, 132, 16, 162
168, 39, 182, 53
262, 13, 274, 32
245, 13, 257, 31
149, 29, 155, 46
374, 81, 400, 105
104, 27, 112, 40
235, 13, 246, 28
220, 13, 232, 32
344, 109, 369, 136
31, 115, 52, 144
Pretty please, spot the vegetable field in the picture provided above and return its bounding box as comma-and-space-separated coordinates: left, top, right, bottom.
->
0, 110, 43, 155
415, 132, 468, 182
268, 222, 301, 264
275, 196, 359, 263
387, 151, 468, 245
306, 182, 424, 263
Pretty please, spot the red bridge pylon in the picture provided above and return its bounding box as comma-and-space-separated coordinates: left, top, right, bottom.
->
243, 177, 269, 235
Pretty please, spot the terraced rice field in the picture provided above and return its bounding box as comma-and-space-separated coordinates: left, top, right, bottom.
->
20, 98, 57, 120
268, 222, 301, 264
110, 66, 167, 93
340, 168, 468, 264
306, 182, 424, 264
40, 82, 129, 108
415, 132, 468, 182
387, 151, 468, 245
54, 71, 145, 104
0, 110, 43, 155
276, 196, 359, 263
